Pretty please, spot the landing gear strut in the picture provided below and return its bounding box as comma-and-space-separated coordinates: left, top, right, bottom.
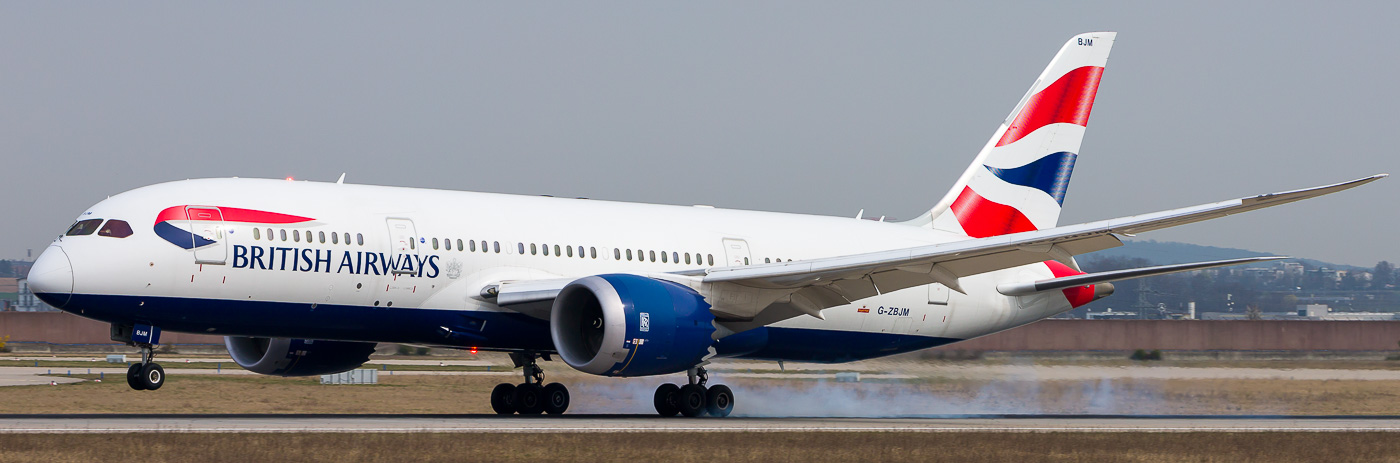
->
125, 343, 165, 391
491, 352, 570, 415
654, 366, 733, 417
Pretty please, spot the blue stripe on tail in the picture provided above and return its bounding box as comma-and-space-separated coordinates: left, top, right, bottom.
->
984, 151, 1078, 205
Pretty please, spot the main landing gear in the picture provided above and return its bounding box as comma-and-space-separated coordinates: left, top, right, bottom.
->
126, 343, 165, 391
490, 353, 570, 415
654, 366, 733, 418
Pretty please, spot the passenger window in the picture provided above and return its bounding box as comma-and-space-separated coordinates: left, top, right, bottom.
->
626, 249, 633, 261
331, 232, 339, 244
319, 231, 326, 244
98, 220, 134, 238
530, 244, 537, 255
458, 239, 465, 251
661, 251, 668, 263
591, 247, 597, 259
410, 238, 416, 250
554, 245, 561, 256
253, 228, 261, 240
66, 219, 103, 236
566, 246, 574, 257
615, 249, 622, 260
357, 233, 364, 246
433, 238, 440, 250
765, 258, 771, 264
267, 228, 274, 241
293, 230, 301, 242
707, 254, 714, 266
518, 243, 525, 254
469, 240, 476, 252
649, 251, 656, 262
672, 252, 679, 264
344, 233, 351, 245
493, 241, 500, 253
744, 257, 750, 265
685, 253, 692, 264
281, 229, 288, 241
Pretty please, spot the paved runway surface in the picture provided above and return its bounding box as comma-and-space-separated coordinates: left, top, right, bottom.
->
4, 414, 1400, 433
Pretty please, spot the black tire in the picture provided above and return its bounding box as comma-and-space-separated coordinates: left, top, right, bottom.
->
653, 383, 681, 417
705, 384, 734, 417
139, 363, 165, 391
126, 363, 145, 391
515, 383, 545, 415
543, 383, 570, 415
490, 383, 517, 415
678, 384, 708, 417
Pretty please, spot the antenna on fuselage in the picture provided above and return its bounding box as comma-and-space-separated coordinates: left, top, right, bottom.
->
336, 173, 346, 184
855, 209, 864, 220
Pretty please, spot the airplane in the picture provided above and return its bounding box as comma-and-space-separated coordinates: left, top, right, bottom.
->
26, 32, 1384, 417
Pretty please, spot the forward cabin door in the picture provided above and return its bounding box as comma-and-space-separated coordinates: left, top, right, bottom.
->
385, 218, 420, 275
722, 238, 751, 266
186, 206, 227, 265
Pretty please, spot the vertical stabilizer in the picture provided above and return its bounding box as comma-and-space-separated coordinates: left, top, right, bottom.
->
908, 32, 1116, 237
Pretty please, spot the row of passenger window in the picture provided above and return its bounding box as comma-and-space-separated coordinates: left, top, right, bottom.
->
246, 227, 787, 269
613, 248, 715, 266
252, 228, 366, 246
428, 237, 501, 254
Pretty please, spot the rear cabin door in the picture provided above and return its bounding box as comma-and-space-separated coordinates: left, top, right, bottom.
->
187, 206, 227, 265
722, 238, 751, 266
385, 218, 420, 275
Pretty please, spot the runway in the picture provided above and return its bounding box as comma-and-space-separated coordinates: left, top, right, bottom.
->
4, 414, 1400, 433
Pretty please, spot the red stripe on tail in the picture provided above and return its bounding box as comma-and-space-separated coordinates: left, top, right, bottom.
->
949, 187, 1039, 238
996, 66, 1104, 147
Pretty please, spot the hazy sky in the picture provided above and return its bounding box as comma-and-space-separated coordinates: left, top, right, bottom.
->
2, 3, 1396, 266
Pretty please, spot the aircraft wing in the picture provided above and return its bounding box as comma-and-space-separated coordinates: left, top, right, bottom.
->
488, 175, 1383, 326
698, 175, 1384, 325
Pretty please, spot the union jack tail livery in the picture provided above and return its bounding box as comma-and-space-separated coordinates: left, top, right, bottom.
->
912, 32, 1115, 238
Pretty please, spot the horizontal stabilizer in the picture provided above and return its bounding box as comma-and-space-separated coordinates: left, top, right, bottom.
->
996, 256, 1286, 296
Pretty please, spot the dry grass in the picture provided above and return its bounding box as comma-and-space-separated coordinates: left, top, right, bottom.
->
2, 432, 1399, 463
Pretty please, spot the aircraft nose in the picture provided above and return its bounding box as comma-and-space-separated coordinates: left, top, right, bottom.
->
28, 245, 73, 308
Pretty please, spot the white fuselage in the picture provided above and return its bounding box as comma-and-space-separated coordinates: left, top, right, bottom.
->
34, 177, 1075, 362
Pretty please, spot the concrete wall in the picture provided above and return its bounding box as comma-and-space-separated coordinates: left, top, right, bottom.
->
4, 312, 1400, 351
0, 312, 223, 345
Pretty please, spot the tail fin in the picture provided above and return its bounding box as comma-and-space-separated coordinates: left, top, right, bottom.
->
909, 32, 1116, 237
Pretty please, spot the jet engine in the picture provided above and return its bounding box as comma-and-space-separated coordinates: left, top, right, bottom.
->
224, 336, 377, 376
550, 274, 715, 377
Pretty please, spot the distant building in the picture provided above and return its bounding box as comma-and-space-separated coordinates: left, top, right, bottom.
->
15, 278, 58, 312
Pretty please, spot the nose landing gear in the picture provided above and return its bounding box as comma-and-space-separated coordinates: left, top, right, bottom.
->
490, 352, 570, 415
113, 323, 165, 391
654, 366, 733, 417
125, 343, 165, 391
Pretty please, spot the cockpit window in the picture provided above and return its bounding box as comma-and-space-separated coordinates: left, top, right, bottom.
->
98, 220, 134, 238
65, 219, 103, 236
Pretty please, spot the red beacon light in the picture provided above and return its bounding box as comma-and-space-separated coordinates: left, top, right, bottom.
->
469, 347, 478, 355
285, 176, 295, 181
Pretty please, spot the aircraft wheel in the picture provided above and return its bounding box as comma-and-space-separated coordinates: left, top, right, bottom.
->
126, 363, 145, 391
543, 383, 570, 415
490, 383, 517, 415
678, 384, 708, 417
653, 383, 681, 417
705, 384, 734, 418
139, 363, 165, 391
515, 383, 545, 415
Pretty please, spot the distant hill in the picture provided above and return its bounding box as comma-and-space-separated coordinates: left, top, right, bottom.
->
1080, 239, 1364, 271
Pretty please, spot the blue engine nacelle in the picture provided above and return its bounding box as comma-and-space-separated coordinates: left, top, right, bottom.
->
550, 274, 715, 377
224, 336, 377, 376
